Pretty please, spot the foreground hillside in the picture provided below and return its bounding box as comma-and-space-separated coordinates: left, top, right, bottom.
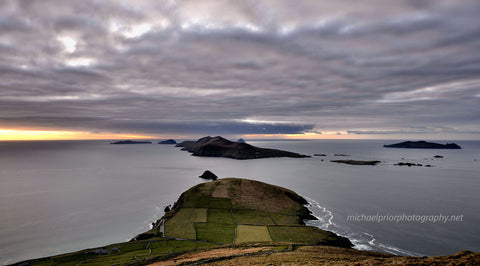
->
13, 178, 479, 265
148, 244, 479, 266
155, 178, 351, 247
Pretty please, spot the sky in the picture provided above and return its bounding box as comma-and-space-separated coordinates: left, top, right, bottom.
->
1, 0, 479, 140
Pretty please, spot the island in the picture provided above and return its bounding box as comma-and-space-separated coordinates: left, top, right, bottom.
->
198, 170, 218, 180
395, 162, 434, 167
237, 138, 246, 143
158, 139, 177, 145
14, 175, 479, 265
110, 140, 152, 144
177, 136, 310, 159
383, 141, 461, 149
331, 160, 381, 165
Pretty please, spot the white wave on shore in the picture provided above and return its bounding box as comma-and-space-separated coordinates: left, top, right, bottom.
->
303, 196, 422, 257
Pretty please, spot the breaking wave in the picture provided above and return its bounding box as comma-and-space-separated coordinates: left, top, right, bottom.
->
303, 196, 423, 257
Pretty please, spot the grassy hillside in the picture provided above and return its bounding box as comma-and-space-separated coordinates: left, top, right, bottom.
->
156, 178, 351, 247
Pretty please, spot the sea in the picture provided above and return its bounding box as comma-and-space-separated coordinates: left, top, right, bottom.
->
0, 139, 479, 264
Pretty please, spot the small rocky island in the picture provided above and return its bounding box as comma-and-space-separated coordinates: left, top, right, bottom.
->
177, 136, 310, 159
331, 160, 381, 166
158, 139, 177, 144
198, 170, 218, 180
384, 141, 461, 149
110, 140, 152, 144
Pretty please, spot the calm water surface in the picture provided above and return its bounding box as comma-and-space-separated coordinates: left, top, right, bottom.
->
0, 140, 479, 264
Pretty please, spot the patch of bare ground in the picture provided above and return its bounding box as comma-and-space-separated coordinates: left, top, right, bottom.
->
211, 178, 239, 198
149, 246, 273, 266
182, 246, 480, 266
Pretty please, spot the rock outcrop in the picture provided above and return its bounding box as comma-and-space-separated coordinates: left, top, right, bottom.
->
198, 170, 218, 180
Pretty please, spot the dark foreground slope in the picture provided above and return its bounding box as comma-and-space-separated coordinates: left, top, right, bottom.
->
148, 245, 480, 266
178, 136, 310, 159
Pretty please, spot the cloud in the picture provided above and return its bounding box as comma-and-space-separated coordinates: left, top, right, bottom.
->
0, 115, 313, 136
0, 0, 479, 138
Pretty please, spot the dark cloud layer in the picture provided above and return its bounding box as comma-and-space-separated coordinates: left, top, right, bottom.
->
1, 0, 479, 138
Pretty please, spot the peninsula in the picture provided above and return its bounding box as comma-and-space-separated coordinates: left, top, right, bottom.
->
383, 141, 461, 149
177, 136, 310, 159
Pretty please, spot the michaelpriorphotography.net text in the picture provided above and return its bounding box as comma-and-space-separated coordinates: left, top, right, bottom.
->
347, 213, 464, 223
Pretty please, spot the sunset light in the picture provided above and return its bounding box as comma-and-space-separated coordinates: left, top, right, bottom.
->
0, 129, 157, 141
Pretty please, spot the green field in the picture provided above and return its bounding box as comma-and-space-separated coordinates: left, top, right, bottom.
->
208, 197, 232, 209
235, 225, 272, 243
207, 208, 235, 224
165, 208, 207, 239
232, 209, 275, 225
270, 212, 301, 225
268, 225, 338, 245
22, 239, 218, 266
196, 222, 236, 243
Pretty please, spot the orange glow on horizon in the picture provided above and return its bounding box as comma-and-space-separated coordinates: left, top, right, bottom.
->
0, 129, 159, 141
0, 129, 370, 141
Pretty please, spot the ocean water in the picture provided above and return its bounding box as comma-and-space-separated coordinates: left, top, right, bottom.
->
0, 139, 479, 264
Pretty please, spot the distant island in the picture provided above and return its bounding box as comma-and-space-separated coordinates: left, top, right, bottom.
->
158, 139, 177, 144
383, 141, 461, 149
331, 160, 381, 166
237, 138, 246, 143
110, 140, 152, 144
177, 136, 310, 159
